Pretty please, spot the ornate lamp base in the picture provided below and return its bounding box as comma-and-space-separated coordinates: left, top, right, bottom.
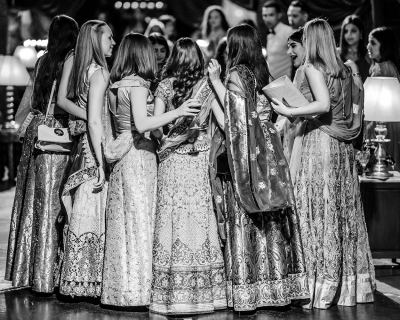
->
368, 137, 393, 178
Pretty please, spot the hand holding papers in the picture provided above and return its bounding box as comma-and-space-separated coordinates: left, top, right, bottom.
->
262, 76, 309, 108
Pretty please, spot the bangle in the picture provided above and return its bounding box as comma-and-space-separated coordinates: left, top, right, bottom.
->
352, 72, 361, 77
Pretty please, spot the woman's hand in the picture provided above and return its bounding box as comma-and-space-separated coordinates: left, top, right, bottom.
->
208, 58, 221, 82
270, 98, 290, 117
176, 98, 201, 117
93, 166, 105, 192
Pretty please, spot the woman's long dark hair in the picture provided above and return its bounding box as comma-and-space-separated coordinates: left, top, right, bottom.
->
339, 15, 367, 61
33, 15, 78, 112
370, 27, 400, 72
110, 33, 157, 83
226, 24, 270, 92
162, 37, 204, 108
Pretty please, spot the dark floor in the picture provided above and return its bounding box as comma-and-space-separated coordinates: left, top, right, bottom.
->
0, 290, 399, 320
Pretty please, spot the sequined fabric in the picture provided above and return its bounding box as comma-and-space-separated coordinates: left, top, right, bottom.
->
60, 63, 108, 297
210, 65, 309, 311
294, 72, 376, 309
101, 76, 158, 306
5, 114, 69, 292
150, 151, 227, 315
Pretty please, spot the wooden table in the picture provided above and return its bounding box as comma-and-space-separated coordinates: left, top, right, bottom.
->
360, 171, 400, 261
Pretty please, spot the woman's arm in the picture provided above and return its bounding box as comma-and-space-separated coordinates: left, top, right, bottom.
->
345, 60, 363, 90
151, 97, 167, 139
57, 55, 87, 119
131, 87, 200, 134
271, 64, 330, 117
88, 69, 109, 189
208, 59, 226, 105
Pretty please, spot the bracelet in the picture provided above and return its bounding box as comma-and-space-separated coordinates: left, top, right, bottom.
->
352, 72, 361, 77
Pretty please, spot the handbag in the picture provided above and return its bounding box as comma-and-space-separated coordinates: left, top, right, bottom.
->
35, 80, 73, 153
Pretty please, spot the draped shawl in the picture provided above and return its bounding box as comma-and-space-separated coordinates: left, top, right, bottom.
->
210, 65, 295, 240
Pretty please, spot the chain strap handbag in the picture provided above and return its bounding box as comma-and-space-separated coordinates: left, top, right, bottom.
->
35, 80, 73, 153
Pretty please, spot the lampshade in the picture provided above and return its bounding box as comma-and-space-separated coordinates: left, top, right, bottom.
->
364, 77, 400, 122
0, 55, 30, 86
14, 45, 38, 68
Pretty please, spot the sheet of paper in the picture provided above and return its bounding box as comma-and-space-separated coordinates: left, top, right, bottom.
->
262, 75, 309, 108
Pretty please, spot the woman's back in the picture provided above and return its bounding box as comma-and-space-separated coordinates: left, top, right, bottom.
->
110, 75, 151, 135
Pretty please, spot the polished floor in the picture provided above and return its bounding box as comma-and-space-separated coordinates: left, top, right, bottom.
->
1, 187, 400, 319
0, 289, 400, 320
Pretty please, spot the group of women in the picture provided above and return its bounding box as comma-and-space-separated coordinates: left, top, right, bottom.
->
5, 9, 390, 316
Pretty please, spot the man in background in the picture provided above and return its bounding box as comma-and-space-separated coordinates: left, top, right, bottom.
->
262, 1, 293, 79
287, 0, 310, 29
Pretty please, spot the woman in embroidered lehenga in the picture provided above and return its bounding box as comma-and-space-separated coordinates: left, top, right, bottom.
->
149, 38, 227, 315
208, 24, 309, 312
5, 15, 80, 293
59, 20, 115, 298
101, 33, 200, 307
271, 18, 375, 309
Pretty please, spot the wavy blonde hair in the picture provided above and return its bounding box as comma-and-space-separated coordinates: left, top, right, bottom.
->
303, 18, 346, 78
67, 20, 108, 100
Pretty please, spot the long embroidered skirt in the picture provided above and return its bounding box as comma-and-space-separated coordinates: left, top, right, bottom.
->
222, 178, 309, 311
60, 133, 107, 297
5, 114, 69, 292
101, 140, 157, 306
294, 127, 376, 309
150, 151, 227, 315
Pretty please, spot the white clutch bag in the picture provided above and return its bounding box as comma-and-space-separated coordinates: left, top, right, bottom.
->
35, 80, 73, 153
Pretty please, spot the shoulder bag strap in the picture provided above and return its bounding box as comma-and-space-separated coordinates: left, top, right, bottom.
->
44, 80, 57, 120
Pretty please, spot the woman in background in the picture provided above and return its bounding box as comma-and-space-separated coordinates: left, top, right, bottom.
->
5, 15, 79, 293
367, 27, 400, 170
144, 19, 166, 37
272, 18, 375, 309
159, 14, 177, 44
199, 6, 229, 65
101, 33, 198, 307
208, 24, 309, 312
149, 38, 226, 315
59, 20, 115, 298
148, 33, 170, 80
338, 15, 370, 82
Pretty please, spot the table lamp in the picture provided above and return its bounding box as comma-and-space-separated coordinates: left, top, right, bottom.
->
364, 77, 400, 178
0, 55, 30, 129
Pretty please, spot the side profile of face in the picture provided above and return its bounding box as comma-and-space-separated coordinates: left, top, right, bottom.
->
209, 10, 222, 30
344, 23, 361, 47
262, 7, 280, 30
101, 25, 115, 57
287, 5, 308, 28
154, 43, 167, 65
287, 39, 306, 68
367, 35, 381, 61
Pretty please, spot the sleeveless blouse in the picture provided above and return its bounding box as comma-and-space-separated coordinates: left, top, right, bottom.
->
109, 76, 151, 135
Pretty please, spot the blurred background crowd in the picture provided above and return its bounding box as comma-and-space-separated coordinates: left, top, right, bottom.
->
0, 0, 399, 183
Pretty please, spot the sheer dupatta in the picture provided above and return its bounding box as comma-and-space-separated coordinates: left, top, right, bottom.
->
210, 65, 294, 239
